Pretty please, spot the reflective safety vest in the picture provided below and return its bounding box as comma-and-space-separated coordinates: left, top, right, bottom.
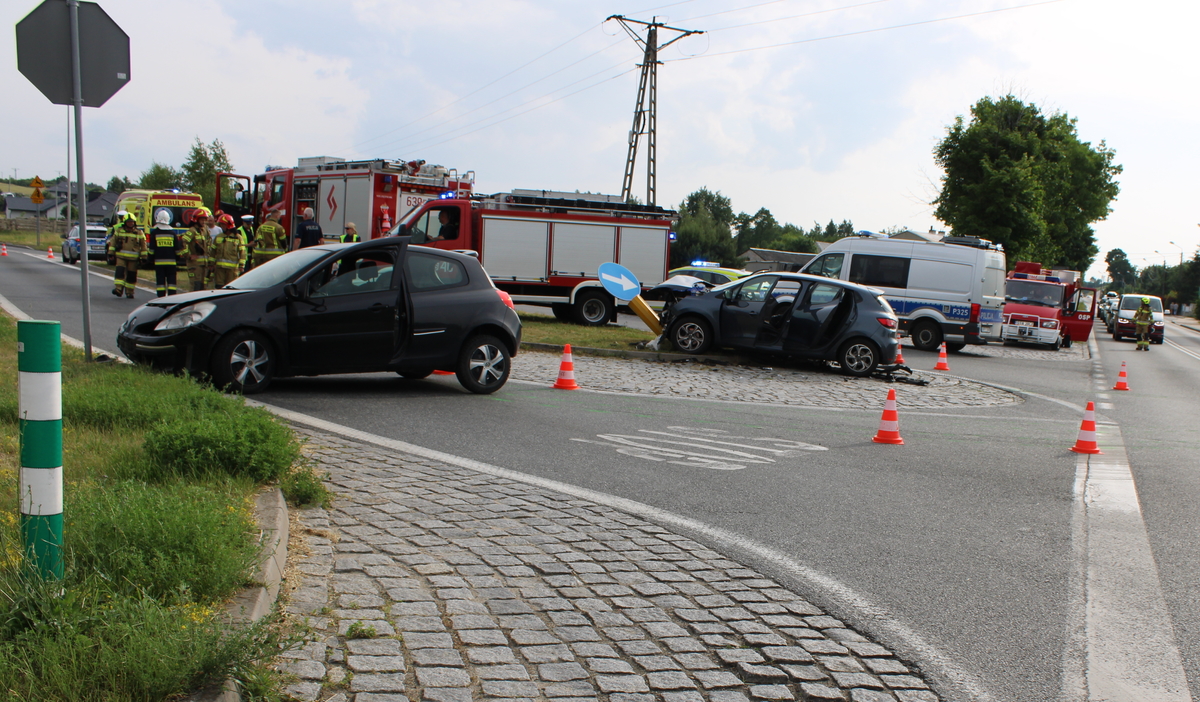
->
255, 221, 287, 256
182, 226, 212, 264
211, 231, 246, 269
341, 232, 360, 243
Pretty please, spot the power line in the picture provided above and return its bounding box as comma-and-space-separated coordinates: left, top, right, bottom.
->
696, 0, 896, 33
666, 0, 1067, 60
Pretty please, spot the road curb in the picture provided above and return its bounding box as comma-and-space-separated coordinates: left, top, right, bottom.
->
184, 487, 289, 702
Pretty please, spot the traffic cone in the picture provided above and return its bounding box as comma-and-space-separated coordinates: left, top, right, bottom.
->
1069, 402, 1102, 454
432, 370, 454, 375
552, 344, 579, 390
1112, 361, 1130, 391
933, 342, 950, 371
872, 388, 904, 445
1, 244, 7, 256
894, 337, 906, 365
46, 247, 55, 260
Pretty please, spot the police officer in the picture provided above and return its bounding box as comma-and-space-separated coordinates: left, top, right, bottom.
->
182, 207, 213, 291
147, 210, 183, 297
108, 213, 147, 298
237, 214, 256, 271
1133, 297, 1154, 350
253, 210, 287, 268
211, 214, 246, 289
342, 222, 360, 243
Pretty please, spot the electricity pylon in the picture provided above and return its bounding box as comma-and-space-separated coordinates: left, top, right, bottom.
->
608, 15, 702, 206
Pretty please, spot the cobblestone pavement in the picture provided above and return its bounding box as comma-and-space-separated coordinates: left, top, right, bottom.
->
509, 351, 1020, 410
279, 428, 940, 702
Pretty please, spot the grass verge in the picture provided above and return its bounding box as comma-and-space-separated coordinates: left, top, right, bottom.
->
0, 312, 316, 700
518, 311, 658, 350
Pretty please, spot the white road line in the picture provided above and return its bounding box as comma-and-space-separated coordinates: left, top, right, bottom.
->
1063, 337, 1193, 701
0, 292, 128, 361
1165, 338, 1200, 361
251, 399, 997, 702
18, 250, 157, 293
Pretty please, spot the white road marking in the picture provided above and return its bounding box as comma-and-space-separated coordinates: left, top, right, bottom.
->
251, 400, 997, 702
1063, 337, 1193, 701
1165, 338, 1200, 361
0, 292, 128, 361
571, 427, 827, 471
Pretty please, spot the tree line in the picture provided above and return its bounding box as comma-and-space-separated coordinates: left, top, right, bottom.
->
1105, 247, 1200, 309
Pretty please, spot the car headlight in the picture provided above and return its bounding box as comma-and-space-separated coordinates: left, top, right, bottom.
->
154, 301, 216, 331
1040, 319, 1059, 329
1153, 321, 1164, 327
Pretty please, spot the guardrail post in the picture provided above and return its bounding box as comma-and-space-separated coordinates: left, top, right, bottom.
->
17, 320, 63, 580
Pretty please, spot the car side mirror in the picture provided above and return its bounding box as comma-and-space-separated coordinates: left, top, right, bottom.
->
284, 283, 300, 300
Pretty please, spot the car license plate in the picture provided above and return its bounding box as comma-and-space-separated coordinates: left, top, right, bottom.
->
1014, 320, 1035, 327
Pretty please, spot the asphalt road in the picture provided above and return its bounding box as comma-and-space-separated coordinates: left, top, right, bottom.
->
3, 244, 1198, 702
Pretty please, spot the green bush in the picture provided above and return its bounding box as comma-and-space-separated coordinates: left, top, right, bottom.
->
67, 481, 260, 604
280, 462, 331, 507
142, 407, 300, 483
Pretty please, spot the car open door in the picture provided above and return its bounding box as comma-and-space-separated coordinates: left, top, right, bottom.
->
783, 282, 854, 353
1061, 287, 1097, 345
719, 275, 779, 347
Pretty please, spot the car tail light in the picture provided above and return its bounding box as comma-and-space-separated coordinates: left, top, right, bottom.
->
495, 289, 515, 310
969, 303, 980, 324
876, 317, 897, 329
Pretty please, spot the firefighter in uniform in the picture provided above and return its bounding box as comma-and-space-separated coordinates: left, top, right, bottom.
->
1133, 297, 1154, 351
237, 214, 256, 272
210, 214, 246, 288
108, 214, 147, 298
342, 222, 360, 243
253, 210, 287, 268
182, 207, 213, 291
147, 210, 183, 297
105, 210, 128, 265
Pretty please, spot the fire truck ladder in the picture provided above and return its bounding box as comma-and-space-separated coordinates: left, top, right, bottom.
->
608, 15, 702, 207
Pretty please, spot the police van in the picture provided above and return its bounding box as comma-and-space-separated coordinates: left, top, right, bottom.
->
799, 233, 1007, 351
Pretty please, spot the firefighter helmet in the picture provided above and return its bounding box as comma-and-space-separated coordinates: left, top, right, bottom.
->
155, 210, 171, 226
217, 214, 235, 228
1141, 297, 1150, 304
192, 207, 212, 224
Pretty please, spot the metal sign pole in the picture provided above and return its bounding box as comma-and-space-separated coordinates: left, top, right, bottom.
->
68, 0, 93, 360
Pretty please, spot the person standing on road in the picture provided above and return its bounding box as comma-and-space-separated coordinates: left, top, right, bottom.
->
210, 214, 246, 289
147, 210, 183, 297
237, 214, 255, 271
294, 207, 323, 250
1133, 297, 1154, 351
109, 213, 147, 298
182, 208, 213, 291
254, 210, 288, 267
105, 209, 128, 265
341, 222, 360, 243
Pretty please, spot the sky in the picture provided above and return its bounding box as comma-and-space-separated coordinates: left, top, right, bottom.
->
4, 0, 1198, 281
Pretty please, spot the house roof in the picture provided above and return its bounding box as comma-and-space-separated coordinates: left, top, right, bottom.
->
4, 197, 59, 214
87, 192, 119, 217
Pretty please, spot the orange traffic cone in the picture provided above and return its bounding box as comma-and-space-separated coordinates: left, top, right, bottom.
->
1069, 401, 1102, 454
1, 243, 8, 256
1112, 361, 1130, 391
933, 342, 950, 371
46, 247, 55, 260
894, 337, 906, 365
552, 344, 579, 390
872, 388, 904, 445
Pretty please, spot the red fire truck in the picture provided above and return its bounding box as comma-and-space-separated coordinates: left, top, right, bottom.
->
215, 156, 473, 242
398, 189, 677, 325
1001, 261, 1097, 348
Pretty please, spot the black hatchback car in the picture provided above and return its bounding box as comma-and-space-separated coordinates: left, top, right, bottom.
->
117, 238, 522, 394
659, 272, 899, 376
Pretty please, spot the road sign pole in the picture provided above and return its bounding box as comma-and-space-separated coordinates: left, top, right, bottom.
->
18, 320, 65, 581
69, 0, 94, 360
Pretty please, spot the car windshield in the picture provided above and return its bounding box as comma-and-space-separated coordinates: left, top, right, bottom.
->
1120, 296, 1162, 312
226, 249, 331, 290
1005, 280, 1064, 307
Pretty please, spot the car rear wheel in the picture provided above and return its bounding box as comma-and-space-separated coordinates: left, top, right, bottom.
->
910, 320, 943, 351
456, 334, 510, 394
669, 317, 713, 354
838, 339, 879, 377
572, 290, 614, 326
211, 329, 276, 394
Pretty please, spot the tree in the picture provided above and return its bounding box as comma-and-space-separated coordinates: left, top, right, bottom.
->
139, 162, 181, 190
1104, 249, 1137, 291
106, 176, 133, 193
734, 208, 782, 252
180, 137, 234, 208
671, 188, 739, 268
933, 95, 1121, 271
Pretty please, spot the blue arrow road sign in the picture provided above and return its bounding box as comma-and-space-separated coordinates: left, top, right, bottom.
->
597, 262, 640, 301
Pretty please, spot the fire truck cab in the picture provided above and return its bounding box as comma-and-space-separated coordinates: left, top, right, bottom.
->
216, 157, 473, 246
396, 189, 677, 326
1001, 261, 1097, 349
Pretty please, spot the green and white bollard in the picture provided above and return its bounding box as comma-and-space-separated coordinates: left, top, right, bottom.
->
17, 320, 63, 580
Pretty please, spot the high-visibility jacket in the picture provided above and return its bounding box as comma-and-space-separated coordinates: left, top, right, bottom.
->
255, 221, 287, 256
341, 232, 360, 243
182, 225, 211, 265
236, 225, 253, 248
109, 226, 147, 261
147, 228, 183, 267
211, 230, 246, 270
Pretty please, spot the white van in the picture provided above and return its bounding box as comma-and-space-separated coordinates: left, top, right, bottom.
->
799, 234, 1007, 351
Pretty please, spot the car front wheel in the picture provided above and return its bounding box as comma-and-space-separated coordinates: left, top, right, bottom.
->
910, 320, 943, 351
456, 334, 511, 394
670, 317, 713, 354
838, 339, 879, 377
211, 329, 276, 394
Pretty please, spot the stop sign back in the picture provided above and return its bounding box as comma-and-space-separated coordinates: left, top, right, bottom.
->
16, 0, 130, 108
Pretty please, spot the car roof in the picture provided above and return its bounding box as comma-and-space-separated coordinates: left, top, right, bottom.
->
714, 271, 883, 296
308, 238, 482, 266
